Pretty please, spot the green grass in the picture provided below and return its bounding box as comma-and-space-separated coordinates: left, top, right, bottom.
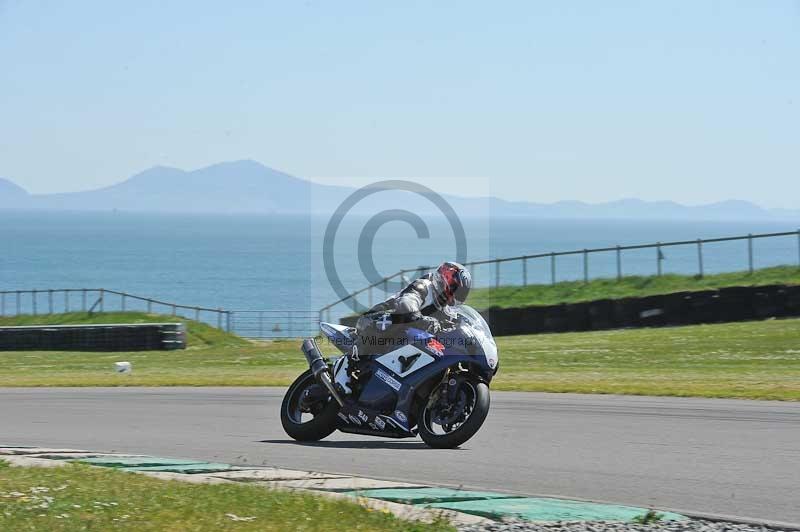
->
494, 318, 800, 400
0, 461, 451, 531
468, 265, 800, 309
0, 311, 799, 400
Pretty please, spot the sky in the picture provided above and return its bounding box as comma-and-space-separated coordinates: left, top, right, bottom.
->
1, 1, 798, 207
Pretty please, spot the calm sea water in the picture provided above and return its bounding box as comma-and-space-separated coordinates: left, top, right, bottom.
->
1, 211, 797, 318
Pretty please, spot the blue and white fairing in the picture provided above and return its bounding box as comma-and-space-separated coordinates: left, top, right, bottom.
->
318, 305, 498, 438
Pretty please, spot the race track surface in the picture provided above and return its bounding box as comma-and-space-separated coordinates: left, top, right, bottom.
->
1, 388, 798, 524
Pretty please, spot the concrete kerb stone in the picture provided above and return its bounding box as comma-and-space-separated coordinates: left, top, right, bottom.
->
257, 477, 428, 491
207, 468, 349, 482
1, 455, 71, 468
0, 447, 94, 455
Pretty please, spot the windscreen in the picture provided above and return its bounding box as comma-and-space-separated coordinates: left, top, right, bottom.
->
453, 305, 495, 344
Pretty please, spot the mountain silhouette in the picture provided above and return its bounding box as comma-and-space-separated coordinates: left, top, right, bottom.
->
0, 160, 797, 220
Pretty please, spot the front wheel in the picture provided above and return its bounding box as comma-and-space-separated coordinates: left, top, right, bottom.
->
281, 370, 340, 441
416, 378, 490, 449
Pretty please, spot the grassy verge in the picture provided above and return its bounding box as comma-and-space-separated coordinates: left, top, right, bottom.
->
468, 265, 800, 309
0, 312, 798, 400
493, 318, 800, 400
0, 460, 450, 531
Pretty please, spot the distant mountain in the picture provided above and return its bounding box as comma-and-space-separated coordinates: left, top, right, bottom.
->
0, 160, 798, 220
0, 177, 28, 201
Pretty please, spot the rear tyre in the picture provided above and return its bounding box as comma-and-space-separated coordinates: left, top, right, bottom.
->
417, 379, 490, 449
281, 370, 340, 441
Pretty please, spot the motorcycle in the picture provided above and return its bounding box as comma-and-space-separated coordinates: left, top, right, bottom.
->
280, 305, 499, 448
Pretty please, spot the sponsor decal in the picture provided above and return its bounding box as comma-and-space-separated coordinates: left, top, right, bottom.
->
427, 338, 445, 356
394, 410, 408, 423
348, 414, 362, 426
357, 410, 368, 422
377, 313, 392, 331
375, 369, 402, 391
374, 417, 386, 430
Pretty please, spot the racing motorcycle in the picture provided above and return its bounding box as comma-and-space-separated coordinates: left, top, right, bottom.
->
280, 305, 499, 448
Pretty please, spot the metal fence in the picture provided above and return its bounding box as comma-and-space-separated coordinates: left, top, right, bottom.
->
318, 229, 800, 322
227, 310, 320, 339
0, 288, 319, 339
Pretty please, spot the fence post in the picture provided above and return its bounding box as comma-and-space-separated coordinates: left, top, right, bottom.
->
171, 304, 177, 316
15, 291, 20, 315
318, 309, 324, 327
82, 289, 87, 311
747, 233, 754, 274
218, 309, 223, 329
1, 292, 5, 316
797, 229, 800, 268
100, 289, 105, 312
657, 243, 663, 277
226, 311, 232, 333
495, 261, 500, 289
48, 289, 53, 314
194, 307, 200, 322
121, 294, 126, 312
368, 286, 373, 307
522, 258, 528, 286
382, 278, 388, 295
616, 246, 622, 281
697, 239, 704, 278
32, 290, 38, 316
550, 253, 556, 285
64, 290, 69, 312
147, 299, 153, 313
583, 249, 589, 283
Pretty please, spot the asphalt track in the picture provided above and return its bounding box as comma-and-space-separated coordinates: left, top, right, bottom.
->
1, 388, 798, 525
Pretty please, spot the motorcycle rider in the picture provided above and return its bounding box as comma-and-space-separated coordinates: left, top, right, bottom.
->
313, 261, 472, 401
353, 261, 472, 360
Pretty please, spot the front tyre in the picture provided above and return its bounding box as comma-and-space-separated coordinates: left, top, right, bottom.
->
281, 370, 340, 441
417, 379, 490, 449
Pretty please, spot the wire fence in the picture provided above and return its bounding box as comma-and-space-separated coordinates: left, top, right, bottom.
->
227, 310, 320, 339
0, 288, 319, 339
318, 229, 800, 322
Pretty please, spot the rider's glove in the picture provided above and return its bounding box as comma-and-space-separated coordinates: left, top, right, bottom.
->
420, 316, 441, 334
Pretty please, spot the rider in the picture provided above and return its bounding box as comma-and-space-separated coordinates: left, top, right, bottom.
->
354, 261, 472, 358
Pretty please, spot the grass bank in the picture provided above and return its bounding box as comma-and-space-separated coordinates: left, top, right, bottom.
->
0, 460, 449, 531
468, 265, 800, 309
0, 311, 798, 400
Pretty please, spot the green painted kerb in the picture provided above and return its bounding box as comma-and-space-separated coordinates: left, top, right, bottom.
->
76, 456, 235, 474
341, 487, 687, 523
426, 497, 687, 522
342, 487, 514, 505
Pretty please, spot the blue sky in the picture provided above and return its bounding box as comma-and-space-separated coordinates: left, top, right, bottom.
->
1, 1, 798, 207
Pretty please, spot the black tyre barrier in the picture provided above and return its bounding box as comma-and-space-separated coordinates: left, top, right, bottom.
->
684, 290, 720, 325
753, 285, 789, 319
786, 285, 800, 314
0, 323, 186, 351
339, 283, 800, 337
587, 299, 614, 330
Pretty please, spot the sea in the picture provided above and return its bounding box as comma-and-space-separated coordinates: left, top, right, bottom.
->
1, 211, 798, 320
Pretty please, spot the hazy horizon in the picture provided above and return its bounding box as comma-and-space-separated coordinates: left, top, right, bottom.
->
1, 2, 798, 207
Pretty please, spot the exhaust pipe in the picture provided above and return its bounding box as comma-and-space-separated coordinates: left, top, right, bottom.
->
301, 338, 344, 406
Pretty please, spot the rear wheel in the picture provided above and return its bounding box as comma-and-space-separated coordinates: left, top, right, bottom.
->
281, 370, 340, 441
416, 378, 490, 449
